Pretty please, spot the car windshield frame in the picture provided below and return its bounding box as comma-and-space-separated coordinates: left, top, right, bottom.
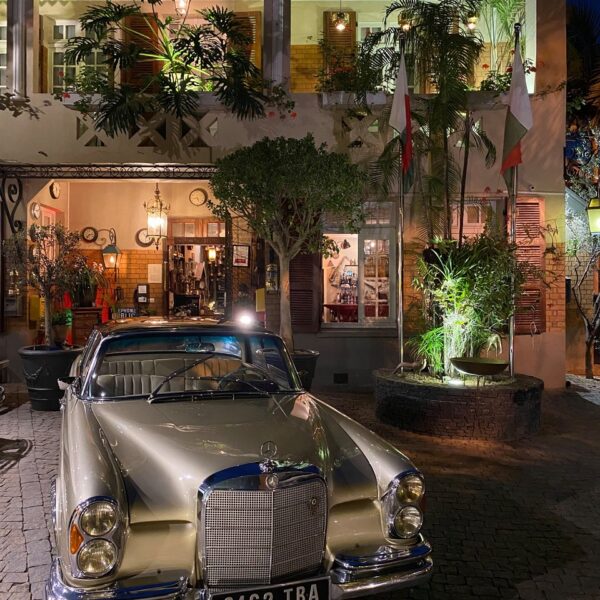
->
82, 329, 303, 401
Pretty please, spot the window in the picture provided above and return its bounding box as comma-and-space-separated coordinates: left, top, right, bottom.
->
322, 217, 396, 327
0, 22, 6, 91
49, 21, 106, 95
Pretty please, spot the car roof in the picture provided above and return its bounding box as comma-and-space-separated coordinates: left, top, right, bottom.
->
97, 316, 272, 337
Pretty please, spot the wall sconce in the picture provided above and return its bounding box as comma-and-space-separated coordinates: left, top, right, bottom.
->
145, 183, 170, 249
207, 247, 217, 262
80, 226, 121, 279
174, 0, 189, 16
466, 15, 478, 31
587, 184, 600, 234
102, 239, 121, 271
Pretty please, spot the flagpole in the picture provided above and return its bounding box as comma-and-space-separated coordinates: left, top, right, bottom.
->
508, 23, 521, 378
396, 34, 406, 374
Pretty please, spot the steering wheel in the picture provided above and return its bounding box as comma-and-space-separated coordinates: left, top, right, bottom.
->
217, 366, 279, 392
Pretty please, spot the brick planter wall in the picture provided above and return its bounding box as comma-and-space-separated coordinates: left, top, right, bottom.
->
374, 370, 543, 441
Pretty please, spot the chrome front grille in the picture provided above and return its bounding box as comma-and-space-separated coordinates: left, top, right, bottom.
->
202, 474, 327, 588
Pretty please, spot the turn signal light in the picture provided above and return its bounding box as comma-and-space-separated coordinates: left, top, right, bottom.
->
70, 523, 84, 554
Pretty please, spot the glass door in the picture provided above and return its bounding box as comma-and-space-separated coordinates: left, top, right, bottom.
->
358, 228, 396, 326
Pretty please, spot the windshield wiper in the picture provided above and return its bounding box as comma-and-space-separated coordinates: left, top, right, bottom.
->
147, 351, 240, 402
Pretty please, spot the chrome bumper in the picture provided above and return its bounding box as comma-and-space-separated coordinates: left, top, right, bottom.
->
330, 535, 433, 598
48, 536, 432, 600
46, 561, 190, 600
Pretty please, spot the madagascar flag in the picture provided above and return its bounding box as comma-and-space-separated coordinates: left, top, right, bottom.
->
389, 52, 413, 174
501, 44, 533, 188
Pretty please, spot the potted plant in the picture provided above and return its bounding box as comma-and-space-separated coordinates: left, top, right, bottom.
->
210, 135, 366, 390
71, 257, 107, 307
51, 309, 70, 346
3, 224, 84, 411
317, 40, 386, 109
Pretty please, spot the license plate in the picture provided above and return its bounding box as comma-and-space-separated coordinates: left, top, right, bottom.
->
209, 576, 330, 600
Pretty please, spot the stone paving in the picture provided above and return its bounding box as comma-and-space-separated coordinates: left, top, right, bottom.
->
1, 383, 600, 599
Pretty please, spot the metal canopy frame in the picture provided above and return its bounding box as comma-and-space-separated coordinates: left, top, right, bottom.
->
0, 163, 217, 180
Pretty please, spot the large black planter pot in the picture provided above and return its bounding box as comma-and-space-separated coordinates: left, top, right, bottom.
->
18, 345, 83, 411
291, 349, 320, 392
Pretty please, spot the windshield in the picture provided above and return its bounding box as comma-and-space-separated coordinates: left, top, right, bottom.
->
87, 331, 301, 400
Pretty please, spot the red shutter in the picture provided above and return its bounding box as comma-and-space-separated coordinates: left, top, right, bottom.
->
290, 253, 322, 333
233, 12, 262, 70
514, 198, 546, 335
121, 15, 161, 90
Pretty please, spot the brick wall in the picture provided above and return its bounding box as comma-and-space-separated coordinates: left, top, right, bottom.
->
81, 247, 165, 315
546, 245, 566, 333
291, 45, 321, 93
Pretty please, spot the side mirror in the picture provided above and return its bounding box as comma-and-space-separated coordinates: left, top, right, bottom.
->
57, 376, 79, 392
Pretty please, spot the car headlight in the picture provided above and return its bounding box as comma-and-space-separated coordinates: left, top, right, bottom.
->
396, 473, 424, 504
80, 501, 117, 536
383, 470, 425, 540
393, 506, 423, 538
77, 539, 117, 576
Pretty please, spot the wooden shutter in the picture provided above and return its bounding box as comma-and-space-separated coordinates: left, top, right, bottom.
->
121, 15, 160, 90
290, 253, 322, 333
514, 197, 546, 335
233, 12, 262, 70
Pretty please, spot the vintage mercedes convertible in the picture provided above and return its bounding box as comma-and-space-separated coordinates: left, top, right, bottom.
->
47, 318, 432, 600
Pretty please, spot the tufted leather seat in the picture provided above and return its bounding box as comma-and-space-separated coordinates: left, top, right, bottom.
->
95, 356, 242, 397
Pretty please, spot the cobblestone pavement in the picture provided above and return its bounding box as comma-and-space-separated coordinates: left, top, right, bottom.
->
1, 384, 600, 599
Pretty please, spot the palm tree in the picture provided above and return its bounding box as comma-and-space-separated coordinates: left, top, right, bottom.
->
366, 0, 487, 239
65, 1, 266, 136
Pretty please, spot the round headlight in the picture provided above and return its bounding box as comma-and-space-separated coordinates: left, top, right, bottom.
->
393, 506, 423, 538
396, 474, 424, 504
77, 539, 117, 576
80, 501, 117, 536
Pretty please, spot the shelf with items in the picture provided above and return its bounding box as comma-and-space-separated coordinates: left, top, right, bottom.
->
335, 263, 358, 304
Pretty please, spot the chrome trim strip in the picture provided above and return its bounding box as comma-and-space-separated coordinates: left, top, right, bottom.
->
333, 536, 431, 571
330, 556, 433, 599
46, 560, 189, 600
199, 462, 320, 494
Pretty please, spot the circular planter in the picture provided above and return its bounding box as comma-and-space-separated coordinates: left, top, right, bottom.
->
292, 349, 320, 392
374, 369, 543, 441
18, 345, 83, 411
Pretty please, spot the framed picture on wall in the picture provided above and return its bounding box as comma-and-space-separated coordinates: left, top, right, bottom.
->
233, 245, 250, 267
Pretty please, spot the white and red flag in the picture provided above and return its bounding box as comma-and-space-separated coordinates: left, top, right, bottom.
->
389, 52, 413, 174
501, 44, 533, 186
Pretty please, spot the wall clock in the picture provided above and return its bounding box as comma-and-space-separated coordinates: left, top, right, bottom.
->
81, 227, 98, 243
50, 181, 61, 199
189, 188, 208, 207
30, 202, 41, 220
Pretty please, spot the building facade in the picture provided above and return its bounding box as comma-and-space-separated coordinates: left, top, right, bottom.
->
0, 0, 567, 389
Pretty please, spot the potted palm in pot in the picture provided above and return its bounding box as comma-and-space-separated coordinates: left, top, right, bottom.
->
210, 135, 366, 390
3, 224, 84, 410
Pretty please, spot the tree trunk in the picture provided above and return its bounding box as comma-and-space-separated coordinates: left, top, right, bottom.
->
443, 135, 452, 239
278, 255, 293, 351
458, 111, 471, 248
43, 295, 53, 346
585, 335, 595, 379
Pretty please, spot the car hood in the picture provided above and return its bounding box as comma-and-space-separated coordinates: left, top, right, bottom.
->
91, 393, 379, 524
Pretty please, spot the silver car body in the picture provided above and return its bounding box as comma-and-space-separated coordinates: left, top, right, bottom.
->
47, 319, 432, 600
